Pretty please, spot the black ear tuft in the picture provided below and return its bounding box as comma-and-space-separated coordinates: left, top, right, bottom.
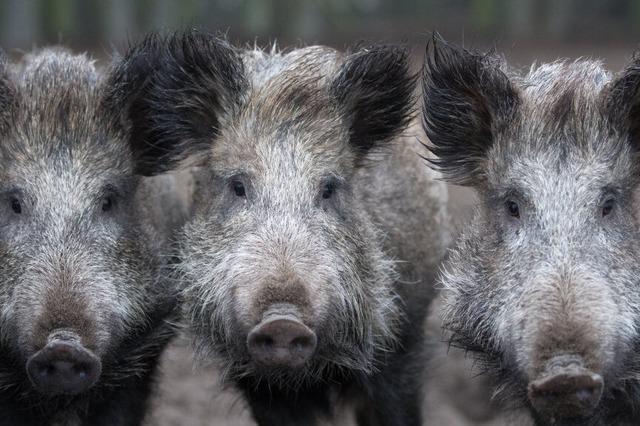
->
103, 30, 247, 176
421, 33, 519, 186
331, 44, 416, 159
604, 53, 640, 151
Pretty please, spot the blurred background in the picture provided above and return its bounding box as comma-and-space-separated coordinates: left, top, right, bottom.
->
1, 1, 635, 425
1, 0, 639, 69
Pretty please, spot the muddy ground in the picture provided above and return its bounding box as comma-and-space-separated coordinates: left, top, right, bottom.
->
143, 45, 632, 426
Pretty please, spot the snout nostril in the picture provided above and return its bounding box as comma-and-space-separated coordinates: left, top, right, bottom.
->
253, 335, 275, 347
575, 387, 597, 403
290, 336, 313, 350
75, 364, 91, 377
36, 363, 56, 379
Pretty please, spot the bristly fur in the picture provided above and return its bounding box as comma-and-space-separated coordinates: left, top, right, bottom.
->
0, 46, 184, 424
421, 33, 519, 186
425, 36, 640, 425
144, 30, 449, 426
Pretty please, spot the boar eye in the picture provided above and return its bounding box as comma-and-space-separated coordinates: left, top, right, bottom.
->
101, 195, 115, 212
507, 200, 520, 218
322, 182, 336, 199
602, 198, 615, 217
232, 180, 246, 197
10, 197, 21, 214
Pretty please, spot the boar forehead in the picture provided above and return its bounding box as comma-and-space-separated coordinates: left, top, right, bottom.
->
209, 46, 354, 182
486, 60, 636, 203
0, 50, 131, 175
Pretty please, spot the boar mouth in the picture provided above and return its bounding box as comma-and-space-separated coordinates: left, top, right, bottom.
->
527, 355, 603, 421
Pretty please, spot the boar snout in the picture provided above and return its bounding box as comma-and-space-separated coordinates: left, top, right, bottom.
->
247, 308, 317, 369
527, 355, 603, 419
26, 332, 101, 396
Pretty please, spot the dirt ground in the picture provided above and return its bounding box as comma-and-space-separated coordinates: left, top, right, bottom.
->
144, 46, 632, 426
146, 339, 254, 426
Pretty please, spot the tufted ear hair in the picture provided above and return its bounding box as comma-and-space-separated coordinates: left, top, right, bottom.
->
102, 30, 248, 176
421, 34, 519, 186
603, 52, 640, 151
331, 43, 416, 161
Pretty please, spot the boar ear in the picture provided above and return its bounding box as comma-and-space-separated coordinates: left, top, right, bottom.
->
422, 34, 519, 186
331, 44, 416, 160
603, 53, 640, 150
103, 31, 247, 176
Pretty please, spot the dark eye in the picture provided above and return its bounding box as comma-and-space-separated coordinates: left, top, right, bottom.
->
602, 198, 615, 217
322, 182, 336, 200
101, 196, 114, 212
507, 200, 520, 218
10, 197, 21, 214
232, 180, 246, 197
